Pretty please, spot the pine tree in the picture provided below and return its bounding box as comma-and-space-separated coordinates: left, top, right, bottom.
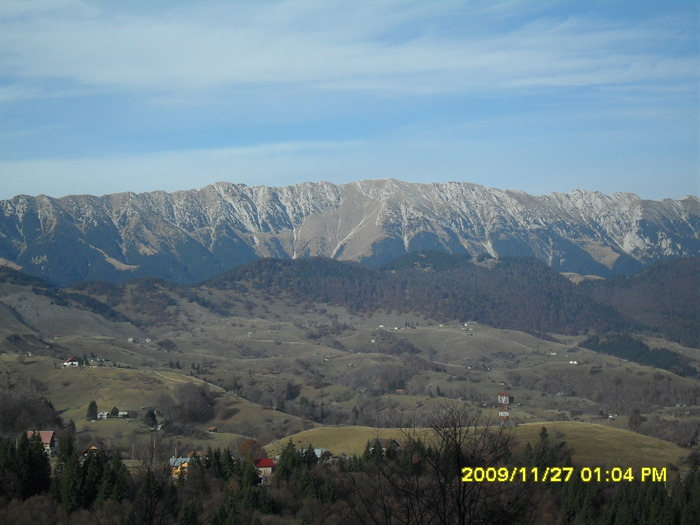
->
97, 452, 130, 502
52, 435, 82, 512
86, 400, 98, 420
16, 432, 51, 499
303, 443, 318, 468
0, 436, 18, 500
534, 426, 556, 467
211, 492, 239, 525
275, 440, 301, 482
80, 450, 106, 507
144, 409, 157, 428
221, 450, 236, 481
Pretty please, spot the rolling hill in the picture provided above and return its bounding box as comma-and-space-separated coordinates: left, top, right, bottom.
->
0, 253, 698, 471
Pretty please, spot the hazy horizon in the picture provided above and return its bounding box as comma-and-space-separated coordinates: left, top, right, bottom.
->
1, 177, 698, 203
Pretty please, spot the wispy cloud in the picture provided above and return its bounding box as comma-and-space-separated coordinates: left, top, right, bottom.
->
0, 1, 696, 201
0, 0, 694, 98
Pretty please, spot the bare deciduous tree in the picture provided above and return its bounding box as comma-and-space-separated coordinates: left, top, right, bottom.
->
346, 402, 534, 525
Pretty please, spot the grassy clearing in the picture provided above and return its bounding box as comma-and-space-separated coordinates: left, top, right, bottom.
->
266, 420, 688, 470
0, 355, 307, 453
512, 421, 688, 468
265, 426, 409, 457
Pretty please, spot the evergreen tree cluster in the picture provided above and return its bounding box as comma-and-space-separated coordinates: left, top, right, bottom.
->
585, 257, 700, 348
0, 388, 63, 435
581, 334, 697, 377
50, 436, 130, 513
0, 433, 51, 501
210, 255, 624, 335
519, 426, 700, 525
1, 423, 698, 524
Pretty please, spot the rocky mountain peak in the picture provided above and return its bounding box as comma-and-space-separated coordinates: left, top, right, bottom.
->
0, 180, 697, 285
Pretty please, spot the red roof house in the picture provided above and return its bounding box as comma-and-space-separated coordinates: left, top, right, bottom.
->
27, 430, 56, 454
253, 458, 275, 480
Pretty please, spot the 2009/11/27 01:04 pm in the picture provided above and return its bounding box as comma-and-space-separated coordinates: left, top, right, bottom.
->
461, 466, 667, 483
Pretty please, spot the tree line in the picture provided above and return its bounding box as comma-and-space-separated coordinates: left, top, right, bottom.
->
581, 334, 697, 377
209, 255, 625, 336
4, 252, 697, 347
1, 404, 698, 524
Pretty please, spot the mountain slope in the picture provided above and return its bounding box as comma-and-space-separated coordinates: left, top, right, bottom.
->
584, 257, 700, 347
0, 266, 139, 342
206, 254, 625, 336
0, 180, 697, 285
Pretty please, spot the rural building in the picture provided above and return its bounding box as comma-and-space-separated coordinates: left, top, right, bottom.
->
169, 457, 190, 478
63, 357, 79, 367
254, 458, 275, 481
82, 442, 108, 456
169, 451, 209, 478
369, 438, 401, 454
27, 430, 56, 455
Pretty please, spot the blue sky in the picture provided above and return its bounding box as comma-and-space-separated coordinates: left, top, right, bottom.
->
0, 0, 697, 200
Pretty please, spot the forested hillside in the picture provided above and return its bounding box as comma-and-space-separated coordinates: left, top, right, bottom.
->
1, 254, 699, 523
206, 254, 635, 337
3, 253, 697, 346
584, 257, 700, 347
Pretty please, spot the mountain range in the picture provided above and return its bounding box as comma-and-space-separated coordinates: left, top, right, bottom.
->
1, 179, 698, 286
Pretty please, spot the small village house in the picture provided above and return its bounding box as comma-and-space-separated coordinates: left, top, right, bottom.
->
82, 442, 108, 456
27, 430, 56, 455
169, 457, 190, 478
369, 438, 401, 455
254, 458, 275, 481
169, 451, 207, 478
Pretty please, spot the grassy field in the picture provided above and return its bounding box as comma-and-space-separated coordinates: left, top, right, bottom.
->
0, 354, 309, 455
265, 420, 689, 470
511, 421, 687, 468
265, 425, 409, 457
2, 280, 699, 469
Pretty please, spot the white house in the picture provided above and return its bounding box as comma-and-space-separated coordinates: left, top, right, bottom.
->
63, 357, 79, 367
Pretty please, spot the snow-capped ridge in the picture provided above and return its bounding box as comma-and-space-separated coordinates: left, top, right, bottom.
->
0, 180, 697, 285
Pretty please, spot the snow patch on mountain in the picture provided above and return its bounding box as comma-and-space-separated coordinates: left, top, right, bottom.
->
0, 180, 697, 285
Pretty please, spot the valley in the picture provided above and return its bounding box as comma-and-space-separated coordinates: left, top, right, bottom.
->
2, 252, 699, 523
1, 255, 698, 464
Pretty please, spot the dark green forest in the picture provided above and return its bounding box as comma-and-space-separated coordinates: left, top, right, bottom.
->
583, 257, 700, 348
209, 255, 623, 335
4, 253, 697, 347
207, 254, 698, 345
581, 334, 697, 377
1, 406, 698, 524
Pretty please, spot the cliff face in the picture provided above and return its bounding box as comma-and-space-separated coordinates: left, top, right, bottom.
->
1, 179, 697, 285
